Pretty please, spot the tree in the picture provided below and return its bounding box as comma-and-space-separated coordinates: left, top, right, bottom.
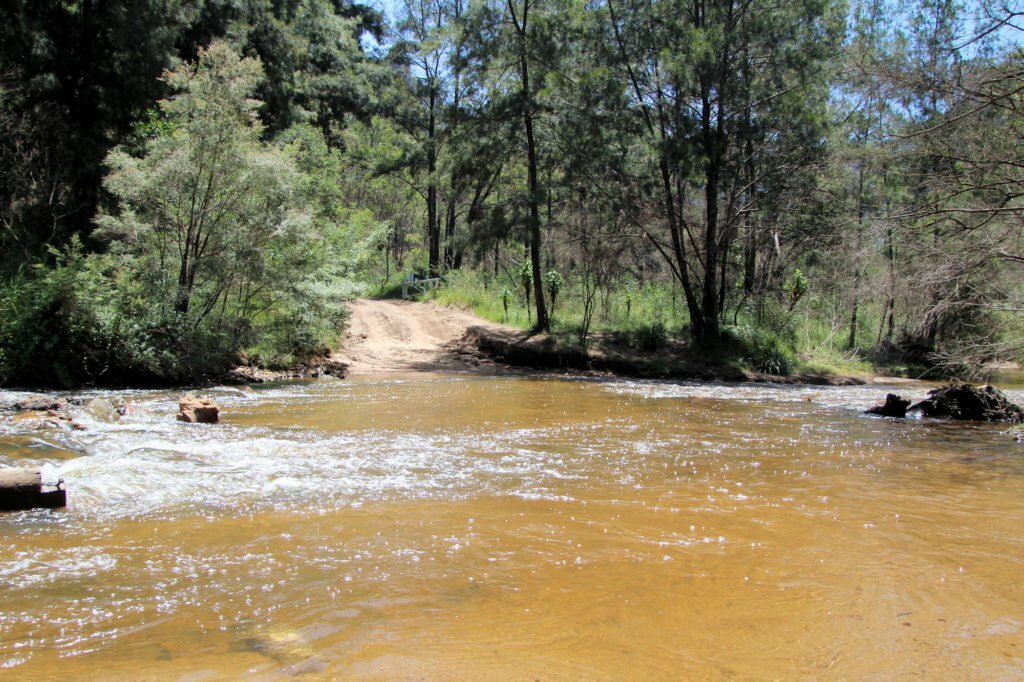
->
239, 0, 386, 144
98, 42, 307, 332
0, 0, 194, 271
831, 0, 907, 350
604, 0, 842, 342
391, 0, 458, 276
893, 2, 1024, 369
461, 0, 564, 329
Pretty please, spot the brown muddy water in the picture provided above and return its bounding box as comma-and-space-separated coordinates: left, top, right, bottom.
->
1, 375, 1023, 680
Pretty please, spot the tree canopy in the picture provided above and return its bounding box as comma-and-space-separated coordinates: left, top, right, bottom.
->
1, 0, 1022, 385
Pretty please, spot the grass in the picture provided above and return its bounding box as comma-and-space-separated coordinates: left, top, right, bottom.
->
433, 269, 691, 336
429, 269, 885, 379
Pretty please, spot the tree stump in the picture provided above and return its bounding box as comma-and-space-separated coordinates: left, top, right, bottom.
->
866, 393, 911, 418
910, 382, 1023, 422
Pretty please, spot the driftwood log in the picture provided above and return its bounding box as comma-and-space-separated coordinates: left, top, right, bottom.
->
0, 468, 66, 511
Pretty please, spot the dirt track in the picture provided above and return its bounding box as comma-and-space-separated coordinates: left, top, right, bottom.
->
330, 299, 512, 375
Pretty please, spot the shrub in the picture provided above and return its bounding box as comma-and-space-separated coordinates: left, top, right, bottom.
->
724, 324, 797, 375
632, 322, 668, 352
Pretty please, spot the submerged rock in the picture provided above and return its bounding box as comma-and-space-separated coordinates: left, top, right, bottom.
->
234, 624, 326, 673
83, 398, 118, 422
177, 394, 220, 424
866, 393, 911, 418
42, 410, 87, 431
909, 382, 1023, 422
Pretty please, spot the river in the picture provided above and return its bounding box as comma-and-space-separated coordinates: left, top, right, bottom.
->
2, 375, 1023, 679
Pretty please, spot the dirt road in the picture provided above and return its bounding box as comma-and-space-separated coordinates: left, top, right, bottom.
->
330, 298, 511, 375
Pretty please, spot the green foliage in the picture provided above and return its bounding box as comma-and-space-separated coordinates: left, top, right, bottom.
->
623, 278, 638, 320
519, 261, 533, 295
131, 108, 179, 144
0, 0, 201, 269
518, 260, 534, 321
500, 287, 513, 322
785, 269, 809, 310
724, 324, 797, 375
0, 239, 108, 386
545, 270, 564, 312
2, 0, 1021, 385
1, 42, 364, 386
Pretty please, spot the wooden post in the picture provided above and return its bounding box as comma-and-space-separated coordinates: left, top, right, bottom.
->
0, 468, 66, 511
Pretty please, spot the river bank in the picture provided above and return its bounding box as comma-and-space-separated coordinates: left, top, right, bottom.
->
330, 298, 868, 385
4, 298, 1013, 394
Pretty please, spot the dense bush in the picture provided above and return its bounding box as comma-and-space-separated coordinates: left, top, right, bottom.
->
0, 45, 361, 387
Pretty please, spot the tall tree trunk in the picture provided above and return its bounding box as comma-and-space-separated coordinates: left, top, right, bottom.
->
444, 23, 464, 272
175, 268, 191, 314
849, 162, 867, 350
848, 295, 860, 349
427, 84, 440, 277
509, 0, 548, 330
659, 156, 704, 339
526, 111, 547, 330
443, 199, 457, 270
742, 137, 757, 296
700, 82, 721, 340
719, 190, 739, 316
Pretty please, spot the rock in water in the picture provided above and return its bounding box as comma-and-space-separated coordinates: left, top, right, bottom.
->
315, 360, 349, 378
866, 393, 911, 418
909, 382, 1024, 422
83, 397, 118, 422
13, 395, 68, 412
177, 394, 220, 424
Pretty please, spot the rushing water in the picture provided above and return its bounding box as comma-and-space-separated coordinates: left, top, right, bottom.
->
1, 375, 1023, 680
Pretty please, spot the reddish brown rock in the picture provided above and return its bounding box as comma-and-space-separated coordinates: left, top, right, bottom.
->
41, 410, 87, 431
13, 395, 68, 412
177, 394, 220, 424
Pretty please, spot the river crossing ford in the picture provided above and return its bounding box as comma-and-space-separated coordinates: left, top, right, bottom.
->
1, 373, 1023, 678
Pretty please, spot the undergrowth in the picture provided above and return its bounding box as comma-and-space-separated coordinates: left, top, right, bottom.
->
431, 269, 880, 377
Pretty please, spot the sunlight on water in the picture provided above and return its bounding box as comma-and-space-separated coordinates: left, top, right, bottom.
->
1, 375, 1023, 679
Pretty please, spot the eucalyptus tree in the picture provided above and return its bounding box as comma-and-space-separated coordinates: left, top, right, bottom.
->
603, 0, 843, 342
897, 0, 968, 350
391, 0, 473, 276
0, 0, 193, 272
459, 0, 574, 330
0, 0, 384, 278
829, 0, 908, 350
218, 0, 386, 144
